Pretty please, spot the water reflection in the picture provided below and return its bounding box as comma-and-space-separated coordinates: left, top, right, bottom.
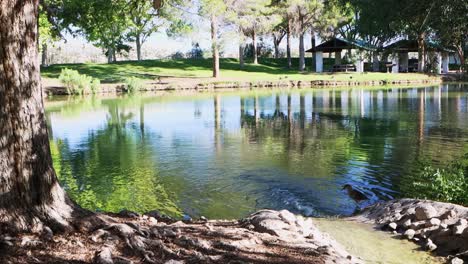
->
46, 84, 468, 218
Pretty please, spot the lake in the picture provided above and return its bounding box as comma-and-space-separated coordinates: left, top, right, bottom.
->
46, 84, 468, 219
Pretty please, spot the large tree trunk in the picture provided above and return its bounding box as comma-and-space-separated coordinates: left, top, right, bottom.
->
136, 34, 142, 61
211, 14, 220, 78
456, 44, 465, 72
372, 51, 380, 72
286, 19, 292, 69
299, 33, 305, 71
273, 35, 280, 59
239, 44, 245, 69
311, 33, 316, 70
298, 15, 305, 72
107, 48, 113, 63
41, 43, 48, 66
417, 32, 426, 72
0, 0, 76, 232
252, 29, 258, 65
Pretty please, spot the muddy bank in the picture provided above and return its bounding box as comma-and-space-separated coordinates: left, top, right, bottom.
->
0, 210, 359, 264
352, 199, 468, 264
42, 76, 444, 96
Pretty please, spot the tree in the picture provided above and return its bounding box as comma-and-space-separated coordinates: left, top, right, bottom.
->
285, 0, 323, 71
199, 0, 227, 78
335, 0, 397, 71
431, 0, 468, 71
0, 0, 78, 231
127, 0, 160, 61
227, 0, 279, 65
395, 0, 437, 72
61, 0, 132, 63
127, 0, 190, 61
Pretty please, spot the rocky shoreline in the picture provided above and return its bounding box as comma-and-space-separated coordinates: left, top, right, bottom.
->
352, 199, 468, 264
1, 199, 467, 263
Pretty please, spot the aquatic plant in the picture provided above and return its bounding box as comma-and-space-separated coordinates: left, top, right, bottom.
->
59, 68, 101, 95
124, 77, 144, 93
401, 152, 468, 205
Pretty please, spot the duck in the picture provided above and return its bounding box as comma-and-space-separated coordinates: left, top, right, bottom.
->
342, 184, 368, 202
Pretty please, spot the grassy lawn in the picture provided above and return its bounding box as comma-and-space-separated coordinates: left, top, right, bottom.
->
41, 58, 438, 84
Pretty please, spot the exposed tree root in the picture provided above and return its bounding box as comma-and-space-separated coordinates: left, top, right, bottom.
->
0, 210, 359, 264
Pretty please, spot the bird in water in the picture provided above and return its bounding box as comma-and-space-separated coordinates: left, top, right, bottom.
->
342, 184, 368, 203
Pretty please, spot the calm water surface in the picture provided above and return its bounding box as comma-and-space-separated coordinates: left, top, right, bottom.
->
46, 84, 468, 219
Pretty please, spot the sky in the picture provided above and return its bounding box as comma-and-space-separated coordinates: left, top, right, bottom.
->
50, 14, 311, 64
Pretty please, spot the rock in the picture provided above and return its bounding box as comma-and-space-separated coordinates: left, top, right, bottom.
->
450, 257, 464, 264
42, 226, 54, 241
402, 219, 412, 228
415, 205, 438, 220
164, 260, 184, 264
404, 229, 416, 239
279, 210, 296, 225
388, 222, 397, 230
148, 217, 158, 225
410, 220, 426, 230
453, 219, 467, 235
94, 247, 113, 264
425, 239, 437, 251
117, 210, 139, 218
200, 216, 207, 221
441, 210, 457, 220
431, 228, 452, 238
426, 218, 441, 227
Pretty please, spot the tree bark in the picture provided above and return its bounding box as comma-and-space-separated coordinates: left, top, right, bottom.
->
311, 33, 316, 70
107, 48, 113, 63
252, 29, 258, 65
0, 0, 76, 231
239, 44, 245, 69
372, 51, 380, 72
456, 44, 465, 72
298, 15, 305, 72
211, 14, 220, 78
273, 35, 280, 59
136, 34, 142, 61
417, 32, 426, 72
286, 19, 292, 69
41, 43, 48, 66
299, 33, 305, 71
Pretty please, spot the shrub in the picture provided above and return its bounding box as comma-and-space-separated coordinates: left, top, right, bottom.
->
124, 77, 144, 93
400, 153, 468, 205
58, 68, 101, 95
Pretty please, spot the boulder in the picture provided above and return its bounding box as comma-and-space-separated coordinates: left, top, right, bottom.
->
450, 257, 464, 264
388, 222, 397, 230
425, 239, 437, 251
415, 205, 438, 220
404, 229, 416, 239
426, 218, 441, 227
453, 219, 467, 235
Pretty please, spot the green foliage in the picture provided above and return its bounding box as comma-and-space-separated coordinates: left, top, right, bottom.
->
59, 68, 101, 95
400, 153, 468, 205
124, 77, 144, 93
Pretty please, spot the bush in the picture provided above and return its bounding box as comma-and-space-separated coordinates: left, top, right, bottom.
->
400, 153, 468, 205
124, 77, 144, 93
59, 68, 101, 95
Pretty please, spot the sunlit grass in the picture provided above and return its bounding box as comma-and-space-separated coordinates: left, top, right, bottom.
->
41, 58, 439, 84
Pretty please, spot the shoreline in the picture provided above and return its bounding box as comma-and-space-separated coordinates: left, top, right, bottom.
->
41, 74, 458, 96
1, 199, 465, 263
